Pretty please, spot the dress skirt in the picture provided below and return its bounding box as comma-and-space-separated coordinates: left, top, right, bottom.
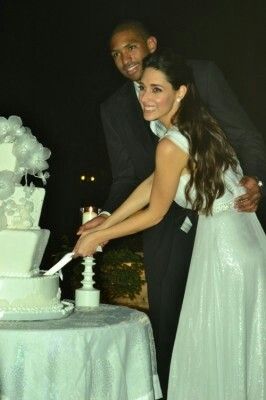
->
167, 210, 266, 400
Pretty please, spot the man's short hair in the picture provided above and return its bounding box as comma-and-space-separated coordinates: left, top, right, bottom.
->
110, 20, 152, 41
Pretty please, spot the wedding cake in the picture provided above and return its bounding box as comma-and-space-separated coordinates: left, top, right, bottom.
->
0, 116, 73, 320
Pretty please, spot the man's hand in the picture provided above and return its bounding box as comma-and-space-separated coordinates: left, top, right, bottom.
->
77, 214, 109, 247
77, 214, 108, 234
235, 176, 262, 212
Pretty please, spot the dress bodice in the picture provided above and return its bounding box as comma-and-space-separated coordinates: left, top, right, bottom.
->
163, 127, 245, 214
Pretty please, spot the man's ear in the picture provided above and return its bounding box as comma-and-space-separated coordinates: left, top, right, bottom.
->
147, 36, 157, 53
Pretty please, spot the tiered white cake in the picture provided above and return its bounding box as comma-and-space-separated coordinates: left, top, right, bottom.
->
0, 116, 72, 320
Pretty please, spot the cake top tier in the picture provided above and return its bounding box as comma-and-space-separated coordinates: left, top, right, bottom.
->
0, 116, 50, 183
0, 116, 51, 229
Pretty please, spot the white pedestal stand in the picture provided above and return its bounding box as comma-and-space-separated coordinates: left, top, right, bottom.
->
75, 255, 100, 308
75, 205, 101, 308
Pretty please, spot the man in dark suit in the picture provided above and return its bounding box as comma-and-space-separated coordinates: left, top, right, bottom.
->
80, 21, 266, 398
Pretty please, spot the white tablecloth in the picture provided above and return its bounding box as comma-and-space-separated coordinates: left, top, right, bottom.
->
0, 304, 162, 400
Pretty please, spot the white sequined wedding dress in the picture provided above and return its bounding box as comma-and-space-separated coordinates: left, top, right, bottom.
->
164, 127, 266, 400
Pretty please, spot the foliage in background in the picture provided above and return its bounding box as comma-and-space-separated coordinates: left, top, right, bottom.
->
99, 247, 145, 302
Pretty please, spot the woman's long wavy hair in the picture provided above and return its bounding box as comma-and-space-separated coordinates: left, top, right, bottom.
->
143, 49, 239, 215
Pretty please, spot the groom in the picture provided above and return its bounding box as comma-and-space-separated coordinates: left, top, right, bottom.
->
80, 21, 266, 398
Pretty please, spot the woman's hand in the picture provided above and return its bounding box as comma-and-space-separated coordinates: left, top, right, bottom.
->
73, 232, 101, 258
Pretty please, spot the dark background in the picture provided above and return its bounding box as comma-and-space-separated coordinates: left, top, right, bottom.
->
0, 0, 265, 263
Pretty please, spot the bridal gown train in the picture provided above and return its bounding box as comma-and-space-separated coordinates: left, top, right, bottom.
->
164, 128, 266, 400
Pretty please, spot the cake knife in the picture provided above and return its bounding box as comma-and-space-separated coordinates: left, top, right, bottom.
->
44, 252, 75, 275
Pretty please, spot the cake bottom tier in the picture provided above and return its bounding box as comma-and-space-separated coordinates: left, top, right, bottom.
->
0, 273, 63, 313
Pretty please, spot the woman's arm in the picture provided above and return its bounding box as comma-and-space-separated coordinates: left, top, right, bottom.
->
74, 138, 188, 257
77, 174, 153, 237
98, 173, 154, 230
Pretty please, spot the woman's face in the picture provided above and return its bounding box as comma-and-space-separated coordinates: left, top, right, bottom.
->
138, 67, 181, 127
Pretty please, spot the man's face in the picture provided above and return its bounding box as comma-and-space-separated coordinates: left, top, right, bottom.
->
110, 29, 156, 81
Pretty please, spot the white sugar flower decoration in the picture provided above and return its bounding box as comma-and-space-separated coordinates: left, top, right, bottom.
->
0, 115, 26, 143
26, 144, 51, 175
4, 199, 17, 216
0, 206, 7, 230
0, 117, 9, 138
6, 115, 26, 137
0, 115, 51, 197
12, 132, 51, 178
37, 171, 50, 185
0, 170, 16, 200
12, 133, 38, 159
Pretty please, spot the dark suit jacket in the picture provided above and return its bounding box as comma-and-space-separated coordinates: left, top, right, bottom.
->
101, 60, 266, 215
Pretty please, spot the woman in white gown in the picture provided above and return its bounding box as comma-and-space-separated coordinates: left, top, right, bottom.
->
74, 49, 266, 399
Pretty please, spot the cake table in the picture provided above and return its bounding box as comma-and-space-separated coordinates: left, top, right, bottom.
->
0, 304, 162, 400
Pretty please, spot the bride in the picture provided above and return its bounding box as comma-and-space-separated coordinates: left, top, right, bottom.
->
74, 48, 266, 399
